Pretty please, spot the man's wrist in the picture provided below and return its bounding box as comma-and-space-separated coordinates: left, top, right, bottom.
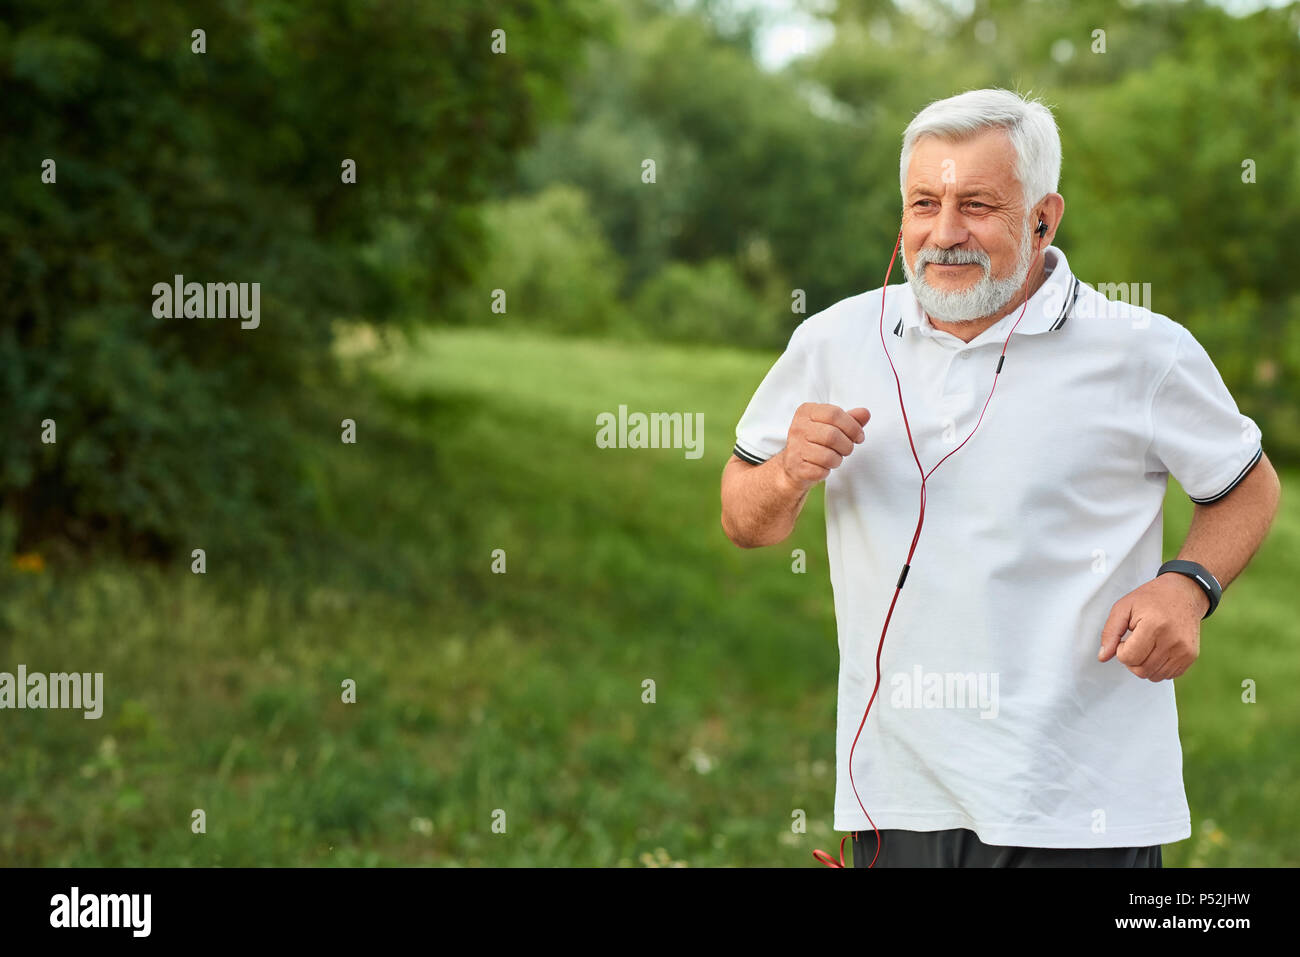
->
771, 449, 811, 500
1161, 570, 1211, 617
1157, 559, 1221, 619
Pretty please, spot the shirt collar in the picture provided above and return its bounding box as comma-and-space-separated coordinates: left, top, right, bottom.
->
892, 245, 1080, 344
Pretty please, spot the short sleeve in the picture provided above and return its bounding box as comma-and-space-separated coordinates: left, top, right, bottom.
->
1146, 325, 1263, 503
732, 320, 822, 465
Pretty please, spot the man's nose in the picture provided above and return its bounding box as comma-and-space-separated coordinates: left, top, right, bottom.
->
930, 201, 969, 249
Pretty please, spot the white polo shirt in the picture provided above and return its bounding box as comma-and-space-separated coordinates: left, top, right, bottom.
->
732, 246, 1263, 847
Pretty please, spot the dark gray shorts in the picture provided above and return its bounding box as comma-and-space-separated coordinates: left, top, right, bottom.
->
852, 828, 1163, 868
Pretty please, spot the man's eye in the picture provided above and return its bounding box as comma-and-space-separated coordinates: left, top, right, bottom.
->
967, 202, 987, 209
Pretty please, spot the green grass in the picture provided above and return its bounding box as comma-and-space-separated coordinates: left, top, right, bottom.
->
1, 326, 1295, 866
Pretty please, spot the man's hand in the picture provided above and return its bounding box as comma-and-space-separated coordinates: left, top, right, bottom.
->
720, 402, 870, 548
777, 403, 871, 492
1097, 573, 1208, 681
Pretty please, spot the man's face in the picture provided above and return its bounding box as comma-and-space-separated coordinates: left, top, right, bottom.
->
901, 129, 1036, 323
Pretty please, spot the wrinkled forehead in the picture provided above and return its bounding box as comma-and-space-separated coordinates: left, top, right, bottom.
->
905, 128, 1020, 196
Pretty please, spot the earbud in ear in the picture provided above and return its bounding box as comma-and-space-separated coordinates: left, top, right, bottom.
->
1035, 218, 1048, 238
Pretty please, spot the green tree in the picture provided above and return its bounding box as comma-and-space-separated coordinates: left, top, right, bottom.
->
0, 0, 606, 555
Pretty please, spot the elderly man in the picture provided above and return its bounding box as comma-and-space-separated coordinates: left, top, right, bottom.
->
720, 89, 1280, 868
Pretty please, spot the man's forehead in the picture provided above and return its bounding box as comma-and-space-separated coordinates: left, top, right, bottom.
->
906, 129, 1018, 188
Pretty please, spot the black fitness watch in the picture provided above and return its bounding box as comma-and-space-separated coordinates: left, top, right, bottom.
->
1157, 560, 1222, 620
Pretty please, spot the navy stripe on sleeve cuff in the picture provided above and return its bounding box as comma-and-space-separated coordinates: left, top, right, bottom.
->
732, 442, 769, 466
1188, 446, 1263, 504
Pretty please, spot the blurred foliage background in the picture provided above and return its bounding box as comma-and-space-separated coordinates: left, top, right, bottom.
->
0, 0, 1296, 866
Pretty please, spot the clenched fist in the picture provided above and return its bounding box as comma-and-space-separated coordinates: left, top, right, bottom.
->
1097, 573, 1208, 682
777, 403, 871, 492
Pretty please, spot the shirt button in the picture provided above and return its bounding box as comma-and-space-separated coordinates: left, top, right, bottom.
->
960, 351, 971, 360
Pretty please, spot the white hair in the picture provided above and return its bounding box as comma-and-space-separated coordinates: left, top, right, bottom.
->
899, 89, 1061, 214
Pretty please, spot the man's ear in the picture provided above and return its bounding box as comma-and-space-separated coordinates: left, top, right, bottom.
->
1034, 193, 1066, 246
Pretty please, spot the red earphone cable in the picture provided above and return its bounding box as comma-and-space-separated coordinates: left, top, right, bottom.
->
813, 228, 1041, 868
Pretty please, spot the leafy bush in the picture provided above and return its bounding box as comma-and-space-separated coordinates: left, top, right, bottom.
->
631, 258, 787, 348
444, 185, 626, 336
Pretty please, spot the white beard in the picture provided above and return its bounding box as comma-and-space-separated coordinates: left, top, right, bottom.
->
902, 221, 1035, 324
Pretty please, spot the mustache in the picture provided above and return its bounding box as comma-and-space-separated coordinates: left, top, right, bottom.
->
915, 246, 991, 269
